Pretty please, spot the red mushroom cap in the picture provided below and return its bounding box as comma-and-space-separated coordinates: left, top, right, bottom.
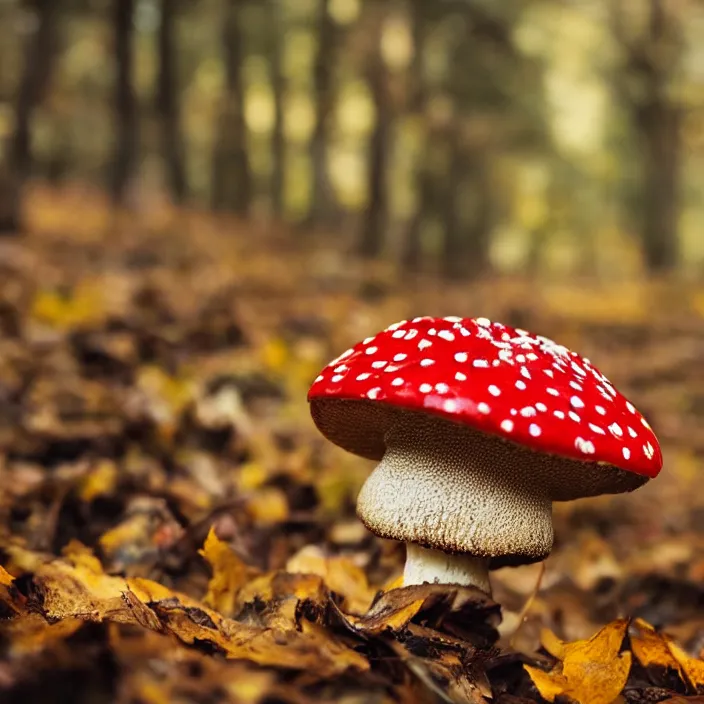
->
308, 316, 662, 478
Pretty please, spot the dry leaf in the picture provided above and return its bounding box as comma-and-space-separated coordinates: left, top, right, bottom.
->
525, 619, 632, 704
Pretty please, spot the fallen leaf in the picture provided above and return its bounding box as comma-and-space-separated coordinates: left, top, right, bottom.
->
525, 619, 632, 704
200, 526, 260, 617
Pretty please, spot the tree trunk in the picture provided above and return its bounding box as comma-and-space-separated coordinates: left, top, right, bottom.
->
402, 3, 429, 272
308, 0, 336, 225
212, 0, 251, 215
442, 131, 492, 281
157, 0, 188, 204
637, 101, 680, 272
269, 0, 286, 217
359, 52, 391, 259
2, 0, 58, 233
611, 0, 682, 273
110, 0, 138, 205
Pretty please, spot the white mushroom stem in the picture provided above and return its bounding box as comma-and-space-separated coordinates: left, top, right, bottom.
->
356, 413, 555, 595
404, 543, 491, 594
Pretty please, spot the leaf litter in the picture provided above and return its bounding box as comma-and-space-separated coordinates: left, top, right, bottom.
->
0, 188, 702, 702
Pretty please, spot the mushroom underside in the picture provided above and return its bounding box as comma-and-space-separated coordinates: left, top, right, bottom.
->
310, 398, 648, 502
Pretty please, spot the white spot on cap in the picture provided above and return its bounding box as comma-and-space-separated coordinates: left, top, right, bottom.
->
455, 352, 468, 363
476, 317, 491, 327
455, 372, 467, 381
477, 402, 491, 414
418, 339, 432, 350
362, 338, 374, 345
391, 377, 404, 387
365, 346, 378, 355
488, 384, 501, 397
444, 399, 457, 412
438, 330, 455, 341
393, 353, 407, 362
570, 395, 585, 409
529, 423, 542, 437
392, 329, 405, 339
386, 321, 405, 331
356, 372, 371, 381
367, 387, 381, 399
333, 364, 348, 373
626, 401, 636, 413
569, 381, 583, 392
622, 447, 631, 460
627, 426, 637, 438
536, 402, 547, 412
588, 423, 605, 435
444, 316, 462, 323
371, 360, 386, 369
544, 369, 554, 378
498, 349, 513, 363
520, 406, 536, 417
384, 365, 399, 373
515, 380, 527, 390
520, 366, 531, 379
575, 437, 595, 454
568, 411, 581, 422
546, 388, 559, 397
420, 358, 435, 367
500, 419, 514, 432
554, 410, 566, 419
609, 423, 623, 437
331, 374, 344, 383
314, 375, 324, 383
435, 383, 449, 393
404, 329, 418, 340
595, 405, 606, 416
419, 383, 433, 393
473, 359, 489, 368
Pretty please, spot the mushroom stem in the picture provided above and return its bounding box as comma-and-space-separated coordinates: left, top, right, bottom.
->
404, 543, 491, 594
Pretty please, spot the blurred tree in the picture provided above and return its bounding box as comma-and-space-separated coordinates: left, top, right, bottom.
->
308, 0, 337, 226
269, 0, 286, 217
157, 0, 188, 204
359, 4, 392, 258
211, 0, 251, 215
2, 0, 60, 232
110, 0, 138, 205
401, 2, 429, 272
610, 0, 684, 273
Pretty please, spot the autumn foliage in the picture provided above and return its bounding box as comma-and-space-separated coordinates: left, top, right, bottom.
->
0, 188, 702, 703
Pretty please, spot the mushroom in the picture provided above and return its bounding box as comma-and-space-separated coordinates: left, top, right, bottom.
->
308, 316, 662, 595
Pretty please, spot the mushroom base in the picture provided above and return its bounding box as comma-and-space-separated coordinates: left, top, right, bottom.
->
356, 413, 555, 576
404, 544, 491, 594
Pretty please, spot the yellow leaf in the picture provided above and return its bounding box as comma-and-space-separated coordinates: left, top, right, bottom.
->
77, 460, 118, 503
667, 640, 704, 690
286, 545, 375, 614
246, 487, 289, 524
631, 618, 685, 677
540, 627, 568, 660
632, 618, 704, 689
525, 619, 632, 704
199, 527, 259, 617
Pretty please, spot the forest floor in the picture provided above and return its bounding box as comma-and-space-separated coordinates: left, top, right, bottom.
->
0, 184, 702, 704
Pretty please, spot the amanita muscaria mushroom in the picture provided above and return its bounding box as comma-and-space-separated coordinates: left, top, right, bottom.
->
308, 316, 662, 594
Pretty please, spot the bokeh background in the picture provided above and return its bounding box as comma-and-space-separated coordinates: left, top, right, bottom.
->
0, 2, 702, 692
2, 0, 704, 278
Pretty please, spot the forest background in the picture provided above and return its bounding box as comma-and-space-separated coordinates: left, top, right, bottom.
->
0, 1, 702, 703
